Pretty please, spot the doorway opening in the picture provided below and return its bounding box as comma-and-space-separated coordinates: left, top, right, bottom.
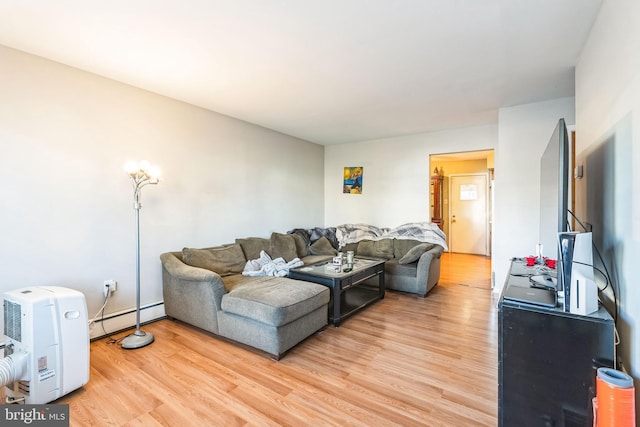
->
429, 149, 494, 257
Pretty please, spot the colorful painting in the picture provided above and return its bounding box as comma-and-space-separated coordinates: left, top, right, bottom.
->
343, 167, 363, 194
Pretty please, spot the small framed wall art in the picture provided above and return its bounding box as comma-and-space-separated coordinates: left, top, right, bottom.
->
343, 167, 363, 194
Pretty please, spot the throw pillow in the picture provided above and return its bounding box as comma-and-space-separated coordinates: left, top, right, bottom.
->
393, 239, 422, 259
309, 227, 339, 250
398, 243, 435, 264
235, 237, 271, 260
287, 228, 312, 245
270, 232, 299, 262
289, 233, 310, 258
182, 244, 246, 276
309, 236, 338, 256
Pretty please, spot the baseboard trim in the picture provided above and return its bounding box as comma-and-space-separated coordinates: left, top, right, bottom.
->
89, 301, 166, 341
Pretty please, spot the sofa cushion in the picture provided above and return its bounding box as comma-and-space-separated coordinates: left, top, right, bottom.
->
309, 236, 338, 256
398, 243, 436, 264
221, 277, 330, 326
357, 239, 394, 259
182, 244, 246, 277
236, 237, 271, 261
270, 232, 298, 262
221, 273, 248, 293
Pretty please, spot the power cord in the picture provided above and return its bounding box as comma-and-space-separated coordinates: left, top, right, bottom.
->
572, 260, 611, 292
88, 290, 119, 344
567, 210, 618, 325
88, 292, 110, 328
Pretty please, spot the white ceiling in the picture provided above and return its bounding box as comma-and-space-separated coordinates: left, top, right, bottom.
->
0, 1, 602, 145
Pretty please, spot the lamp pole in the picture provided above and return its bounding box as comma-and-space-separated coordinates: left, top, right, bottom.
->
121, 160, 159, 350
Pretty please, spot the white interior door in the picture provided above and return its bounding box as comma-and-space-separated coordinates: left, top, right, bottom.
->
449, 174, 488, 255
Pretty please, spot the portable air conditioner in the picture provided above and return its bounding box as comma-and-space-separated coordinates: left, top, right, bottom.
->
1, 286, 89, 404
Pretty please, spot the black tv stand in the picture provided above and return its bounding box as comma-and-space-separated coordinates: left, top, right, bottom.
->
498, 260, 614, 427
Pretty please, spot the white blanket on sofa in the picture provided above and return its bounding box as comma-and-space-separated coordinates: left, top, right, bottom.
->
336, 222, 448, 251
242, 250, 304, 277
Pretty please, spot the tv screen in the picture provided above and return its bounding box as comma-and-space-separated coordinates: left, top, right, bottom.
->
539, 119, 570, 266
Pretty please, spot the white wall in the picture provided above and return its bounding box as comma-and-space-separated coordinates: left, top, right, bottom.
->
325, 104, 576, 292
493, 97, 575, 293
575, 0, 640, 410
0, 45, 324, 336
324, 125, 497, 227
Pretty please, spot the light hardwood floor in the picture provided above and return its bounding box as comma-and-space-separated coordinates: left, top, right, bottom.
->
59, 252, 497, 426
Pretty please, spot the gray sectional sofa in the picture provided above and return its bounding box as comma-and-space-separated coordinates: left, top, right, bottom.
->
160, 225, 445, 359
160, 233, 337, 359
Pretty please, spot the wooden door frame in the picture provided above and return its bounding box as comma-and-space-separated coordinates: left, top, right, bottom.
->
570, 128, 576, 231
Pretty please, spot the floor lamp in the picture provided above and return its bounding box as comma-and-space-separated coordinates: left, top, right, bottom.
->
121, 160, 159, 350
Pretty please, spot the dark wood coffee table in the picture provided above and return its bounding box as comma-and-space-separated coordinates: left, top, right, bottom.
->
288, 257, 385, 326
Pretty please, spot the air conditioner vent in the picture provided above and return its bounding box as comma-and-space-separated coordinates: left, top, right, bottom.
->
3, 300, 21, 342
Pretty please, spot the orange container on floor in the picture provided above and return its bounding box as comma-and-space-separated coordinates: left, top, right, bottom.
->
595, 367, 635, 427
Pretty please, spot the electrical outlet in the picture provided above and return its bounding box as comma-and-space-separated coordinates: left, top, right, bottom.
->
103, 279, 117, 297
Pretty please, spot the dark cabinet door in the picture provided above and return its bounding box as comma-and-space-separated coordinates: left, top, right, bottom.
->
498, 303, 614, 427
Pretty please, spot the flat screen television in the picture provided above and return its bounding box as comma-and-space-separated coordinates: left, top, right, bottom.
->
539, 118, 570, 276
